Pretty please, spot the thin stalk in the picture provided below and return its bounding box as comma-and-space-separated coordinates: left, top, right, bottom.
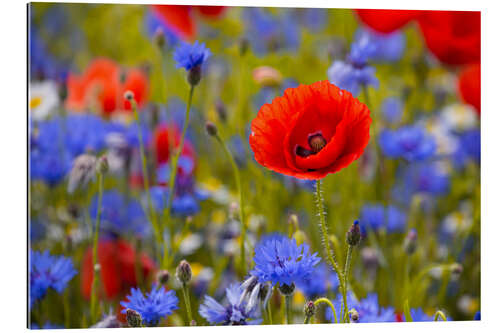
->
434, 310, 447, 321
315, 180, 348, 322
284, 295, 292, 324
90, 172, 103, 323
267, 301, 273, 325
131, 99, 162, 261
344, 245, 353, 294
163, 85, 195, 268
181, 283, 193, 324
213, 133, 247, 276
314, 297, 338, 324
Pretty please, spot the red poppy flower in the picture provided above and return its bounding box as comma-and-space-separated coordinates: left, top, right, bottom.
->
154, 124, 196, 166
249, 80, 372, 180
417, 11, 480, 65
458, 63, 481, 114
151, 5, 226, 41
81, 238, 156, 300
355, 9, 423, 33
66, 58, 148, 115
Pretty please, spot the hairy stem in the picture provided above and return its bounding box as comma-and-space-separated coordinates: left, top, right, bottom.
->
315, 180, 348, 322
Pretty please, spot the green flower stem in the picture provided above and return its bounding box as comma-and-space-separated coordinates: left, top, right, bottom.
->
131, 99, 162, 261
163, 84, 195, 269
267, 299, 273, 325
181, 282, 193, 324
344, 245, 353, 294
284, 295, 292, 324
314, 297, 338, 324
213, 132, 247, 276
433, 310, 447, 321
90, 171, 103, 323
304, 316, 311, 324
315, 180, 348, 322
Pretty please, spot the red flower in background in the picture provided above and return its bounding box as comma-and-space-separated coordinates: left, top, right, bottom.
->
458, 63, 481, 114
154, 124, 196, 172
355, 9, 423, 33
417, 11, 480, 66
66, 58, 148, 116
249, 80, 371, 180
151, 5, 226, 41
81, 239, 156, 300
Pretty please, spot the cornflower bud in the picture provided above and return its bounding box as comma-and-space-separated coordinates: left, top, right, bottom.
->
349, 308, 359, 322
205, 121, 218, 137
176, 260, 192, 284
346, 220, 361, 246
215, 100, 227, 122
188, 65, 202, 86
156, 270, 170, 285
126, 308, 142, 327
304, 300, 316, 318
154, 27, 165, 49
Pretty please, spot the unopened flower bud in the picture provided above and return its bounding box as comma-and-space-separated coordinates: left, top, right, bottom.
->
205, 121, 218, 137
349, 308, 359, 322
176, 260, 192, 284
154, 27, 165, 49
156, 270, 170, 285
252, 66, 283, 87
124, 90, 135, 101
188, 65, 202, 86
190, 320, 197, 326
346, 220, 361, 246
304, 300, 316, 318
96, 155, 109, 174
215, 100, 227, 122
126, 308, 142, 327
403, 228, 418, 255
361, 247, 379, 270
278, 282, 295, 296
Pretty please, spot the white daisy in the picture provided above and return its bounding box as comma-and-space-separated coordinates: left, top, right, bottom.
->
29, 81, 60, 121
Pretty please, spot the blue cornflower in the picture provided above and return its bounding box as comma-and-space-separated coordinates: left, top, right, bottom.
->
89, 190, 151, 237
199, 283, 261, 325
173, 41, 211, 71
354, 28, 406, 63
474, 311, 480, 320
360, 204, 407, 233
408, 308, 432, 321
120, 286, 179, 326
30, 250, 77, 306
326, 292, 395, 323
379, 125, 436, 161
250, 236, 320, 287
242, 8, 300, 56
296, 262, 339, 298
327, 60, 378, 97
453, 129, 480, 169
381, 97, 403, 124
30, 150, 71, 186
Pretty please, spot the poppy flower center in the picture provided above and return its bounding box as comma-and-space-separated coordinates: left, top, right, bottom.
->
295, 133, 328, 158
